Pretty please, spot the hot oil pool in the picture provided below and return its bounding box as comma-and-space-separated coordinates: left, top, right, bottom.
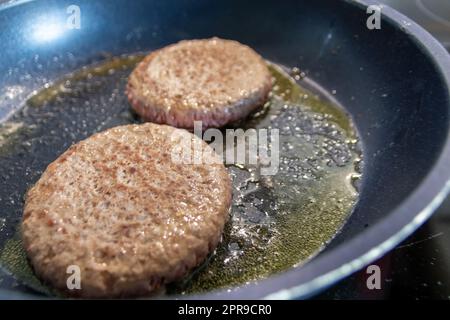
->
0, 55, 362, 296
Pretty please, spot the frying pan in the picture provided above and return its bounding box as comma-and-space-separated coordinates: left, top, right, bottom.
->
0, 0, 450, 299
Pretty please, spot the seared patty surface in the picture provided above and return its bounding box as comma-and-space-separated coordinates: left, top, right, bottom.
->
22, 123, 231, 298
127, 38, 272, 129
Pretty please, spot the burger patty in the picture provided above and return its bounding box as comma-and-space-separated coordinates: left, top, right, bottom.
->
21, 123, 232, 298
126, 38, 272, 130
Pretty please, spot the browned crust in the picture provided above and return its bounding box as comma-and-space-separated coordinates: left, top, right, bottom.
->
126, 38, 272, 129
22, 123, 232, 298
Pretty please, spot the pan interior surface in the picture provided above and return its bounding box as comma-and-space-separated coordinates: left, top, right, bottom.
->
0, 0, 449, 298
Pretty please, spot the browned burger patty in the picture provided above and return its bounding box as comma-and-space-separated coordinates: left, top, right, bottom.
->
21, 123, 231, 298
126, 38, 272, 129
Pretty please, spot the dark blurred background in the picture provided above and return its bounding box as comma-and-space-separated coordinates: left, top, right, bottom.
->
319, 0, 450, 300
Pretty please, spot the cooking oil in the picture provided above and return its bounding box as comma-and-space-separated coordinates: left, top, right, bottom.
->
169, 64, 362, 294
0, 54, 363, 296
